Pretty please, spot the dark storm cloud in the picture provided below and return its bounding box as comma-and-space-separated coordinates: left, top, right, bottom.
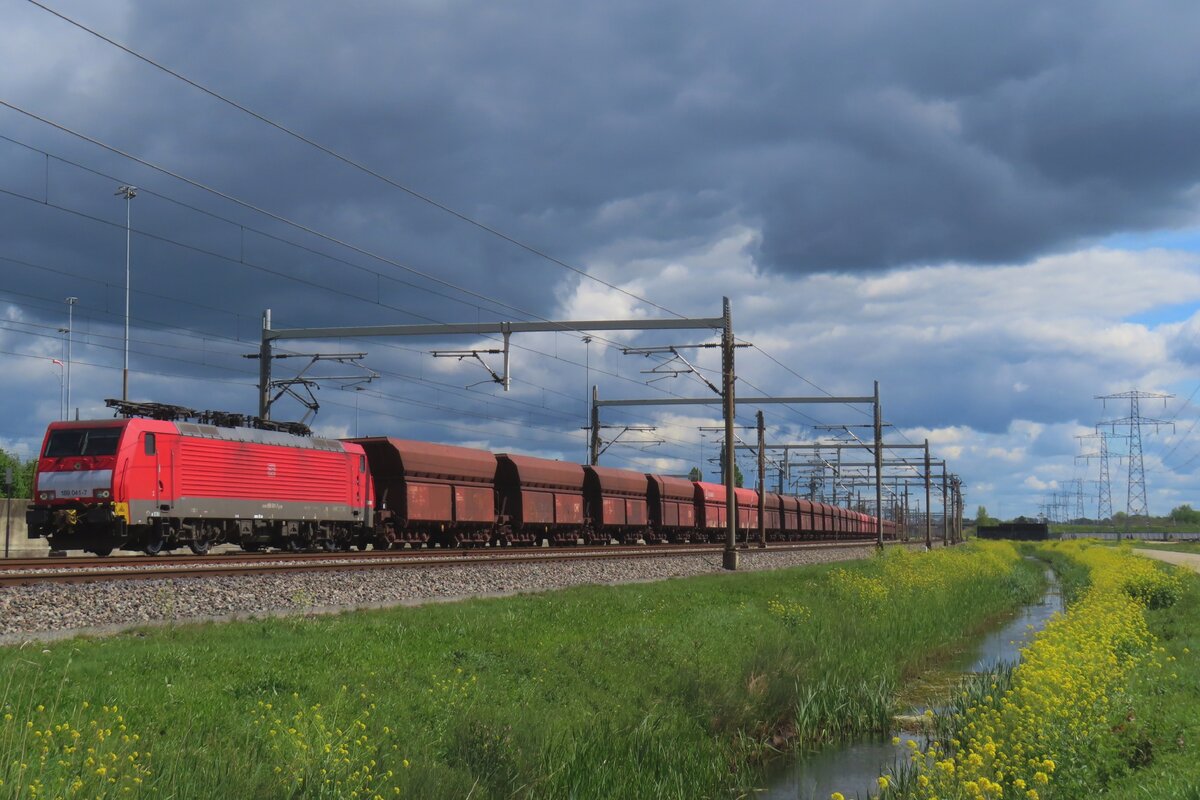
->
6, 0, 1200, 307
5, 0, 1200, 471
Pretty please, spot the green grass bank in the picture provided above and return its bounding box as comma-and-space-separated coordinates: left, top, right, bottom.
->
1, 542, 1040, 799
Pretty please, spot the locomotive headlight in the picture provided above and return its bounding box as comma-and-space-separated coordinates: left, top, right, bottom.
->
96, 489, 112, 499
38, 491, 54, 501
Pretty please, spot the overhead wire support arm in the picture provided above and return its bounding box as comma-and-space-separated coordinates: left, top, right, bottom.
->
430, 348, 507, 389
244, 339, 377, 422
622, 342, 744, 395
588, 425, 661, 458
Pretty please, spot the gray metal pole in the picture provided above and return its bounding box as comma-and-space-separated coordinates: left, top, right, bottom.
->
501, 323, 512, 392
3, 467, 11, 558
590, 385, 600, 466
65, 296, 76, 418
757, 409, 766, 548
722, 297, 738, 570
924, 439, 932, 548
833, 449, 840, 506
873, 380, 883, 548
117, 186, 136, 401
942, 470, 950, 545
583, 337, 591, 462
259, 309, 273, 419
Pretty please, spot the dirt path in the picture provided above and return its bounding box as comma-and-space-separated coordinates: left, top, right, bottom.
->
1137, 548, 1200, 573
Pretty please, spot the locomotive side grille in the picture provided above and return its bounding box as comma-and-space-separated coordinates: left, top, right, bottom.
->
177, 439, 353, 502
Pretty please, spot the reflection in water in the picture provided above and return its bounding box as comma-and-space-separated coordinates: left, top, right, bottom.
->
760, 569, 1062, 800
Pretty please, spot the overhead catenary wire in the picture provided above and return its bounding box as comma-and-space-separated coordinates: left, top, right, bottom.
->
0, 320, 700, 463
0, 182, 713, 411
23, 0, 682, 318
0, 127, 737, 413
1, 92, 938, 479
0, 121, 874, 442
0, 261, 704, 450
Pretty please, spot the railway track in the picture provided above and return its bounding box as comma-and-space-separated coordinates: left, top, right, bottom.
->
0, 540, 882, 587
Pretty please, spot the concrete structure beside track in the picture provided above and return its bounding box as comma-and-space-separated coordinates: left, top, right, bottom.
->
2, 498, 48, 557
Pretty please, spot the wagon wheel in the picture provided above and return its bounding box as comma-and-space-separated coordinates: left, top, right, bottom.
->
91, 547, 113, 557
188, 525, 214, 556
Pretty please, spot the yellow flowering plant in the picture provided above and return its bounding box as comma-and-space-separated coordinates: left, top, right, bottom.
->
875, 542, 1179, 800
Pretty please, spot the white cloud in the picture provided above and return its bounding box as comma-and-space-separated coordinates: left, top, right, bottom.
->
546, 235, 1200, 517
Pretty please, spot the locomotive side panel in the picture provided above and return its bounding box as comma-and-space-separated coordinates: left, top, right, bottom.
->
173, 435, 360, 521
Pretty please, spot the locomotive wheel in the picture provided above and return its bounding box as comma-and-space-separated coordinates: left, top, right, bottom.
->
143, 537, 164, 556
241, 543, 262, 552
188, 538, 211, 555
91, 547, 113, 557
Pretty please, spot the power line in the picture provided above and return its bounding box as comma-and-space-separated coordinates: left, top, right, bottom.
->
0, 253, 696, 442
0, 128, 728, 411
0, 184, 693, 408
18, 4, 682, 317
0, 132, 515, 321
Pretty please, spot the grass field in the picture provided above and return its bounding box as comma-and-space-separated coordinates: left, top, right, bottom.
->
0, 543, 1040, 799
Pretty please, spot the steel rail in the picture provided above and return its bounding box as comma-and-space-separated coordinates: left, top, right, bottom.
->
0, 540, 887, 587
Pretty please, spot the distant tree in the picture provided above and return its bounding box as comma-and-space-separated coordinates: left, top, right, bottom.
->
976, 505, 998, 526
1169, 504, 1200, 526
734, 463, 744, 488
687, 466, 702, 482
0, 448, 36, 498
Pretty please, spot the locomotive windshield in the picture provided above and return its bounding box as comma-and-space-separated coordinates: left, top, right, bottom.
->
44, 428, 122, 458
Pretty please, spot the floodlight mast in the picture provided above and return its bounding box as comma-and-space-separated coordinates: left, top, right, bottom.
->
114, 185, 137, 400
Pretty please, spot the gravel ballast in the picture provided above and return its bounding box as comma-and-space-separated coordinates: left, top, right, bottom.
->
0, 544, 896, 643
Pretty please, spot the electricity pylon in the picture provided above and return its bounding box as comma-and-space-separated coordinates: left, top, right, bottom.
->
1076, 431, 1116, 523
1097, 390, 1175, 519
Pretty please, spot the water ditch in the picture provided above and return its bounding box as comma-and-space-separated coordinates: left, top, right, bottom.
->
758, 566, 1065, 800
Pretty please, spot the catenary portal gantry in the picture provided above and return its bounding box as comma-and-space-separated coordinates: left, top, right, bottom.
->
253, 299, 959, 567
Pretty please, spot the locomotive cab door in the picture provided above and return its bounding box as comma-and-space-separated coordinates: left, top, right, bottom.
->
150, 431, 177, 515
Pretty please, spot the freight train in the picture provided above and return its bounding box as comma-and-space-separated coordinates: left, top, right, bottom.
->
25, 401, 896, 555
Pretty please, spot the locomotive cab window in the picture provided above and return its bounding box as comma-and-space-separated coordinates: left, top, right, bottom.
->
144, 433, 156, 456
360, 455, 366, 473
44, 428, 122, 458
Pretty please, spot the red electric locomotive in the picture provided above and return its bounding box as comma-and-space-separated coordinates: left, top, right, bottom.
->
26, 404, 373, 555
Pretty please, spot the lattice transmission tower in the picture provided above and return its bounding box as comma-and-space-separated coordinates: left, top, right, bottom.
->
1096, 390, 1175, 518
1076, 431, 1118, 522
